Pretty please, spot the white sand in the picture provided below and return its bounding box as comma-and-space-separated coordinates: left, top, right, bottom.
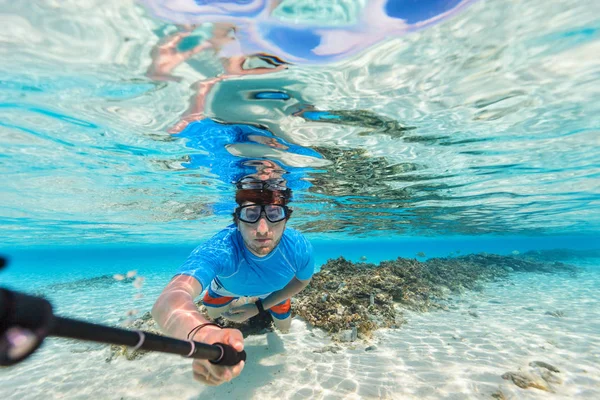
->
2, 267, 599, 399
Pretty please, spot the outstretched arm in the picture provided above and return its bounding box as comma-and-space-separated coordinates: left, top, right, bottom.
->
151, 274, 209, 338
152, 275, 245, 385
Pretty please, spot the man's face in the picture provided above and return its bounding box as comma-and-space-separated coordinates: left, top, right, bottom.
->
237, 201, 287, 256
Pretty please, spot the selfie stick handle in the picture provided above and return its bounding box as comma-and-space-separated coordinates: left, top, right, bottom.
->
0, 288, 246, 366
51, 316, 246, 365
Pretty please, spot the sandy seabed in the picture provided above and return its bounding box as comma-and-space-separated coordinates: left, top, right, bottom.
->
2, 267, 599, 400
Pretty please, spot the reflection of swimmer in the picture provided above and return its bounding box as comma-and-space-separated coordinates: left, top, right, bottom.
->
177, 119, 323, 164
169, 48, 288, 133
143, 3, 459, 136
146, 25, 413, 141
237, 173, 286, 189
168, 54, 288, 133
152, 180, 314, 386
141, 0, 472, 64
208, 158, 313, 218
176, 119, 321, 192
247, 134, 288, 150
224, 142, 331, 169
236, 160, 313, 195
145, 26, 210, 82
145, 23, 289, 133
146, 23, 288, 82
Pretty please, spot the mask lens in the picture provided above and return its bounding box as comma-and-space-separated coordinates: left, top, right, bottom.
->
265, 205, 285, 222
240, 205, 262, 223
237, 205, 288, 223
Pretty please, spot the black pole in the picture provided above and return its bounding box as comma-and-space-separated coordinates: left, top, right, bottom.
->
51, 316, 224, 360
0, 287, 246, 367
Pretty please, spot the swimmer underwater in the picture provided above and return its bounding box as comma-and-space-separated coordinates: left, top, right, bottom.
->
152, 182, 314, 385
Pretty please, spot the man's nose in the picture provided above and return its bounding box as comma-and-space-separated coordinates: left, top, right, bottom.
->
256, 216, 269, 234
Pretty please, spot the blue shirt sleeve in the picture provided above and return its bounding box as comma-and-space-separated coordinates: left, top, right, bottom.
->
295, 235, 315, 281
175, 229, 236, 290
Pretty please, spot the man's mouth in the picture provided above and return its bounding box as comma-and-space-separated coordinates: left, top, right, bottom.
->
255, 238, 271, 243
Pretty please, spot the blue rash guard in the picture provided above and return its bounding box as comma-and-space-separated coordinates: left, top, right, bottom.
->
176, 225, 314, 297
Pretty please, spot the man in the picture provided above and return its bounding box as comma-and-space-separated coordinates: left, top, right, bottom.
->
151, 182, 314, 386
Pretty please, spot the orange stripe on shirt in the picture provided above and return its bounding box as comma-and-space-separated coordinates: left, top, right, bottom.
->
203, 291, 235, 306
269, 298, 291, 314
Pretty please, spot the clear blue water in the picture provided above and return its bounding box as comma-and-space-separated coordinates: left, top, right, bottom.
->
1, 0, 600, 398
1, 0, 599, 246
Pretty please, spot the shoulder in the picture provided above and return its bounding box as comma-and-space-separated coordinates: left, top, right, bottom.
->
280, 228, 315, 276
191, 225, 239, 256
282, 227, 304, 240
213, 225, 238, 241
282, 228, 313, 252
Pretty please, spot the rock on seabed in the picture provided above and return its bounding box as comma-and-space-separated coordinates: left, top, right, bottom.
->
292, 254, 578, 338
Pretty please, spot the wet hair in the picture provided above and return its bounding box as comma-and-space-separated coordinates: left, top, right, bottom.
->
235, 188, 291, 206
232, 188, 292, 224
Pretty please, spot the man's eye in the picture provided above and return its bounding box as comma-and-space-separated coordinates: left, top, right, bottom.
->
245, 208, 260, 218
266, 207, 282, 218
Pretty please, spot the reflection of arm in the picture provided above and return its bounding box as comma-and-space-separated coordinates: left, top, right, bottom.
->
267, 0, 283, 13
146, 29, 212, 82
168, 77, 224, 133
168, 56, 287, 133
261, 277, 310, 309
151, 275, 217, 339
168, 21, 288, 133
223, 56, 288, 75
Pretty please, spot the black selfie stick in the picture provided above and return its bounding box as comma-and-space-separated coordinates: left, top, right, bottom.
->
0, 257, 246, 367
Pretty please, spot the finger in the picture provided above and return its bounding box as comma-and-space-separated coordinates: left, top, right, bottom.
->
192, 369, 209, 384
208, 358, 245, 382
231, 360, 245, 378
222, 328, 245, 352
181, 42, 212, 58
194, 361, 228, 385
192, 360, 209, 376
205, 364, 232, 384
221, 313, 242, 322
222, 309, 242, 318
160, 31, 191, 48
192, 363, 213, 385
193, 369, 221, 386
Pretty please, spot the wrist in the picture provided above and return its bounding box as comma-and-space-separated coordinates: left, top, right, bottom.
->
255, 298, 265, 314
188, 322, 222, 342
192, 325, 222, 342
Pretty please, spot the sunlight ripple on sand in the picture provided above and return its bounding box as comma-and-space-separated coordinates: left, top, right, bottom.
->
1, 265, 599, 399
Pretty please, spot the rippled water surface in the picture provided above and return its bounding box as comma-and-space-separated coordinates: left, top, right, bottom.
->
1, 0, 599, 245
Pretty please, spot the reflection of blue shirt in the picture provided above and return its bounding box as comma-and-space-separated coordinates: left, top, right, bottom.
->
176, 225, 314, 296
177, 119, 320, 192
176, 119, 318, 216
178, 119, 322, 162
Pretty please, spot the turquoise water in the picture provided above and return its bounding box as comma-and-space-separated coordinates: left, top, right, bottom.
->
2, 247, 600, 399
1, 0, 600, 399
1, 0, 599, 244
